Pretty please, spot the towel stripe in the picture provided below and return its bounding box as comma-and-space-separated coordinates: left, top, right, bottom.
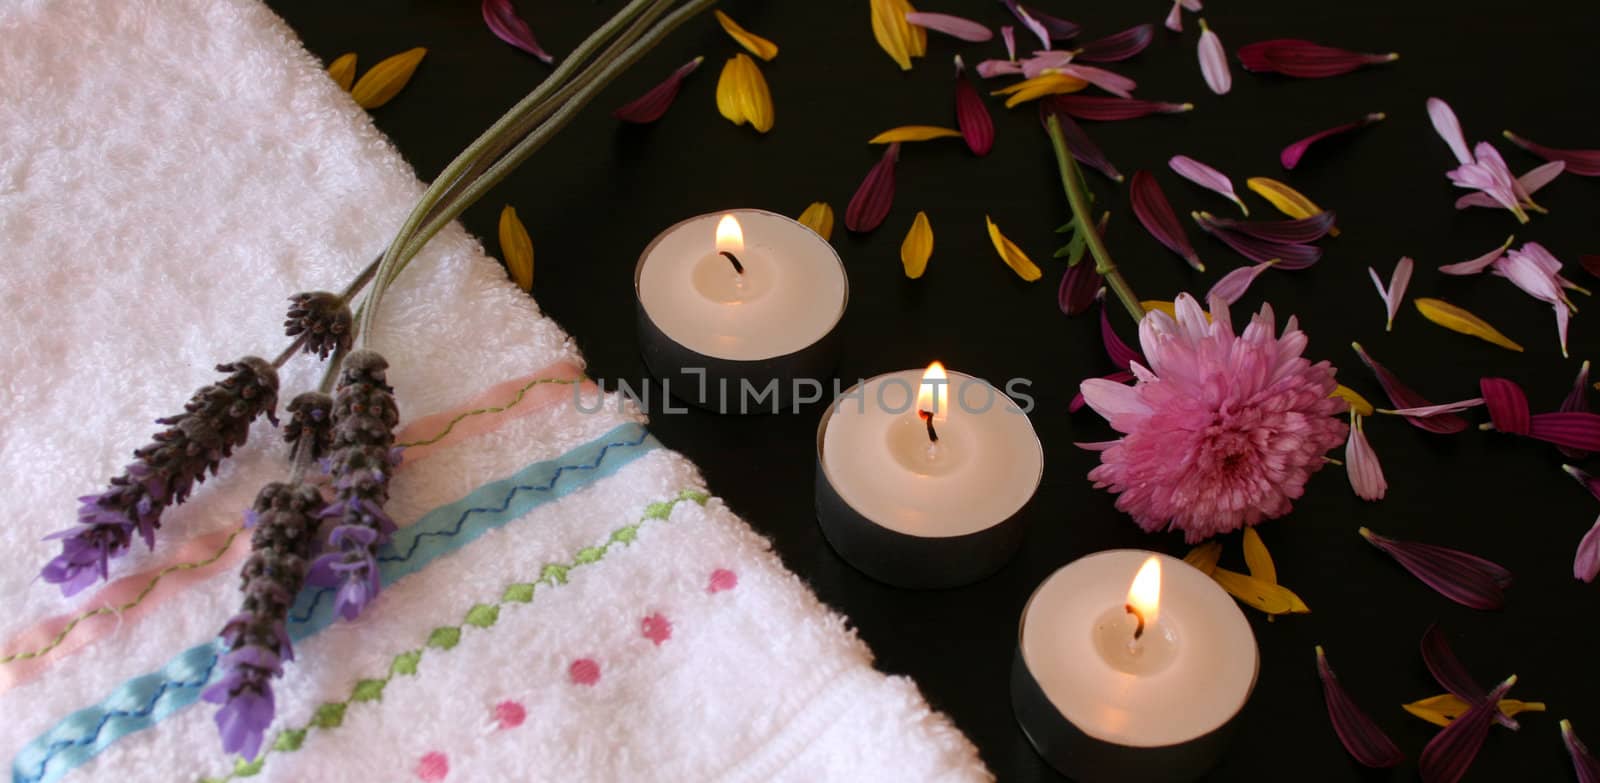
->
12, 422, 657, 783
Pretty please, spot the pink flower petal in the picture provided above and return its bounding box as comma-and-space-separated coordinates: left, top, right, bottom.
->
1073, 438, 1121, 450
1043, 94, 1193, 121
1046, 108, 1123, 181
1169, 155, 1248, 214
1197, 212, 1336, 243
1367, 256, 1413, 331
1207, 261, 1275, 305
1422, 623, 1519, 730
1058, 255, 1103, 315
844, 143, 899, 233
1239, 39, 1398, 78
1577, 521, 1600, 583
1069, 370, 1135, 413
1457, 160, 1567, 209
1080, 377, 1152, 422
482, 0, 555, 64
1562, 464, 1600, 502
1100, 301, 1144, 370
1438, 236, 1514, 275
976, 58, 1024, 78
1020, 4, 1079, 40
1564, 720, 1600, 783
1076, 24, 1154, 63
954, 57, 995, 156
1193, 214, 1323, 269
1378, 398, 1485, 418
1197, 19, 1231, 95
613, 57, 703, 124
1359, 528, 1510, 610
1164, 1, 1184, 32
1420, 676, 1518, 783
1130, 171, 1202, 270
1345, 415, 1386, 501
1351, 343, 1470, 434
1001, 0, 1052, 50
1281, 112, 1385, 170
1057, 64, 1137, 98
905, 11, 993, 42
1021, 50, 1075, 79
1427, 97, 1473, 166
1001, 25, 1018, 61
1504, 131, 1600, 176
1316, 646, 1405, 768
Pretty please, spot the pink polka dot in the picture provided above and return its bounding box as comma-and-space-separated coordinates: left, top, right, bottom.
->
492, 700, 526, 730
415, 751, 449, 782
708, 568, 738, 593
569, 657, 601, 686
641, 613, 672, 646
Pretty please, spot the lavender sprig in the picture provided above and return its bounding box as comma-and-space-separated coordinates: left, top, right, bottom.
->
284, 292, 354, 360
307, 350, 399, 621
203, 481, 324, 760
41, 358, 279, 596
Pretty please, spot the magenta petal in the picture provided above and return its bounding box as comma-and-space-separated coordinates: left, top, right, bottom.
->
1044, 108, 1123, 181
1360, 528, 1510, 610
1100, 303, 1143, 370
1130, 171, 1202, 270
954, 58, 995, 156
1207, 261, 1275, 306
1194, 216, 1322, 269
1504, 132, 1600, 176
1421, 624, 1519, 729
1043, 94, 1193, 121
845, 143, 899, 233
1352, 344, 1470, 434
1559, 361, 1592, 458
1000, 0, 1052, 49
1069, 370, 1135, 413
1419, 677, 1517, 783
1480, 377, 1532, 436
1316, 646, 1405, 769
1075, 24, 1154, 63
1528, 412, 1600, 452
482, 0, 555, 64
1577, 522, 1600, 583
1019, 4, 1079, 40
612, 57, 702, 124
1238, 39, 1397, 78
1169, 155, 1248, 214
1058, 258, 1103, 316
1197, 212, 1335, 243
1564, 464, 1600, 503
1565, 721, 1600, 783
906, 12, 994, 42
1281, 113, 1385, 169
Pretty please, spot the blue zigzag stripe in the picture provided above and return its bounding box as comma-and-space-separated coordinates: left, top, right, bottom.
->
13, 423, 656, 783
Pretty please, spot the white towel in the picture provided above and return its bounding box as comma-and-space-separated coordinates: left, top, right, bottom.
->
0, 0, 991, 780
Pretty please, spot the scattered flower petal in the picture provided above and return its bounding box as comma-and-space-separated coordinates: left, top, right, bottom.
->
1420, 623, 1523, 729
1359, 527, 1511, 610
1414, 298, 1524, 352
1455, 161, 1565, 210
871, 0, 925, 71
798, 201, 835, 241
1184, 541, 1222, 575
1246, 177, 1340, 235
1428, 97, 1473, 165
1376, 399, 1486, 419
1059, 257, 1103, 315
1196, 212, 1336, 243
714, 9, 778, 61
1238, 39, 1398, 78
1481, 377, 1532, 435
901, 211, 933, 278
954, 57, 995, 156
1021, 5, 1080, 40
1419, 676, 1518, 783
1130, 171, 1203, 271
1333, 385, 1375, 416
1316, 645, 1406, 768
613, 57, 703, 124
1068, 370, 1133, 412
976, 58, 1024, 78
350, 47, 428, 109
1193, 213, 1322, 269
482, 0, 554, 63
1351, 342, 1470, 434
1207, 261, 1276, 305
1241, 527, 1277, 583
1211, 567, 1309, 614
715, 54, 774, 133
1000, 0, 1052, 50
1368, 256, 1413, 331
498, 206, 534, 292
1282, 112, 1385, 169
905, 11, 992, 42
987, 215, 1043, 281
1001, 25, 1017, 61
1503, 131, 1600, 176
1403, 694, 1545, 728
1055, 64, 1138, 98
1438, 235, 1515, 275
845, 143, 899, 233
327, 53, 357, 92
994, 73, 1089, 106
1560, 361, 1593, 459
1197, 19, 1231, 95
1564, 720, 1600, 783
1484, 377, 1600, 452
1043, 94, 1193, 121
1345, 414, 1386, 500
1097, 302, 1143, 371
1076, 24, 1154, 62
1047, 110, 1122, 181
869, 125, 964, 143
1170, 155, 1248, 214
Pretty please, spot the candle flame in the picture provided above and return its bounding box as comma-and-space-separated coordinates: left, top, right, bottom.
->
1126, 556, 1161, 628
917, 361, 949, 421
715, 214, 744, 255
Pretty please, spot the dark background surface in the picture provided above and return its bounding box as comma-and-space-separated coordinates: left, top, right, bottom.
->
269, 1, 1599, 780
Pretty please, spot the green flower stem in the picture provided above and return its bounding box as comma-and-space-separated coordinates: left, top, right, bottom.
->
1045, 114, 1145, 323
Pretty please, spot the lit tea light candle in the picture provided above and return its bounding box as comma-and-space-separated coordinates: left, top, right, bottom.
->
635, 209, 847, 413
1012, 551, 1258, 783
814, 363, 1043, 589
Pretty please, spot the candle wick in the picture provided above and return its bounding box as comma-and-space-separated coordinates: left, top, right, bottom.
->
719, 250, 745, 275
919, 409, 939, 443
1124, 603, 1145, 640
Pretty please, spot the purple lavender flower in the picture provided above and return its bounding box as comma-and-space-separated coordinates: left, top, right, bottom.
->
205, 481, 322, 759
41, 358, 279, 596
309, 350, 399, 621
284, 292, 354, 360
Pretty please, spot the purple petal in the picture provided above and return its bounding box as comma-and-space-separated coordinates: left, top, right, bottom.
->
1197, 212, 1335, 243
1169, 155, 1248, 215
1000, 0, 1051, 50
1316, 646, 1406, 768
1564, 721, 1600, 783
1046, 109, 1122, 181
1419, 676, 1517, 783
1562, 464, 1600, 503
1360, 527, 1509, 610
1075, 24, 1154, 62
1057, 64, 1137, 99
1577, 521, 1600, 583
845, 143, 898, 233
1480, 377, 1531, 436
1559, 361, 1591, 459
1438, 236, 1514, 275
1281, 112, 1385, 169
1100, 302, 1144, 369
1504, 132, 1600, 176
1020, 5, 1080, 40
1428, 97, 1473, 166
1058, 257, 1103, 316
1207, 261, 1276, 305
1069, 371, 1135, 413
1367, 256, 1413, 331
482, 0, 554, 64
1130, 171, 1201, 270
906, 12, 993, 42
954, 57, 994, 156
1379, 398, 1485, 418
1420, 624, 1519, 729
1529, 412, 1600, 452
1043, 94, 1193, 121
1345, 415, 1387, 501
1351, 343, 1470, 434
1238, 39, 1398, 78
1193, 215, 1322, 269
613, 57, 702, 124
1197, 20, 1231, 95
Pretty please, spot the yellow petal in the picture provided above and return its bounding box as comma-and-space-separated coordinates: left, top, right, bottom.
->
870, 125, 963, 144
905, 3, 928, 56
1246, 177, 1340, 237
350, 47, 427, 109
901, 211, 933, 279
1242, 527, 1277, 584
798, 202, 835, 241
327, 52, 358, 92
985, 215, 1042, 282
498, 206, 534, 292
715, 56, 747, 125
1210, 567, 1310, 615
1414, 298, 1524, 352
1402, 694, 1547, 728
992, 73, 1089, 107
732, 54, 774, 133
870, 0, 918, 71
713, 9, 779, 61
1184, 541, 1222, 576
1331, 385, 1375, 416
1142, 300, 1176, 318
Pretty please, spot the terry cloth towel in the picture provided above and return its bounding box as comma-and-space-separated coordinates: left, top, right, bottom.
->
0, 1, 992, 781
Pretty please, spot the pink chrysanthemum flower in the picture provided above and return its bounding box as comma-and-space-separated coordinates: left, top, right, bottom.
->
1080, 294, 1348, 541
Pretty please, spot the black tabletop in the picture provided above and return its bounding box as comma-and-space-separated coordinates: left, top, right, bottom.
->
269, 1, 1599, 780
